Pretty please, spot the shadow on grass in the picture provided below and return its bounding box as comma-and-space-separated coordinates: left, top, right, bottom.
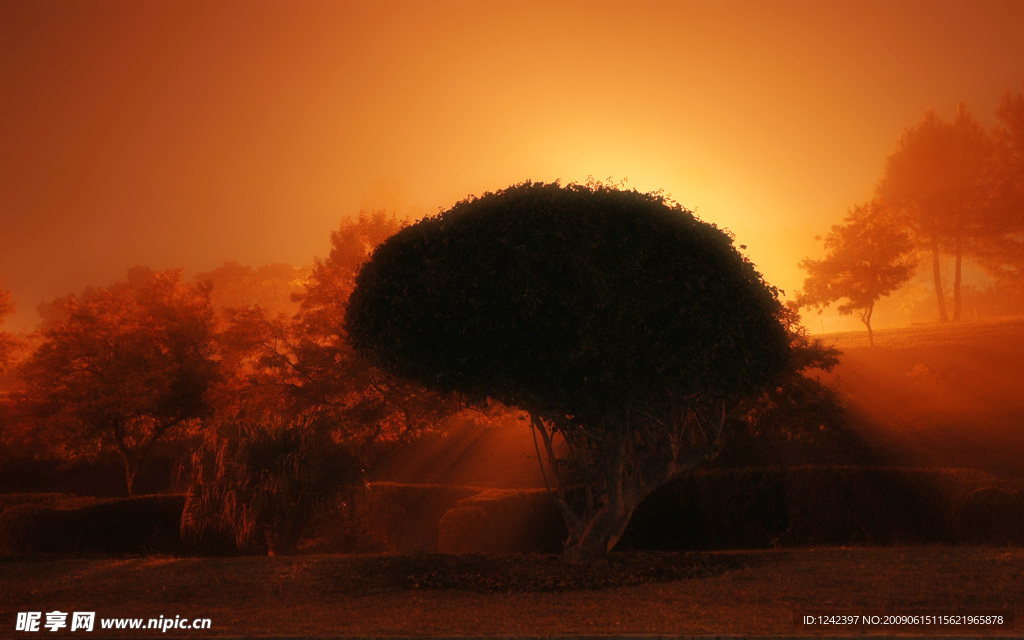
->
313, 550, 777, 594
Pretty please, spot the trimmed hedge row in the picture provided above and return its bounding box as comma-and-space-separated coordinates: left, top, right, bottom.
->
0, 492, 97, 514
438, 467, 1024, 553
0, 494, 186, 557
3, 467, 1021, 557
438, 489, 565, 553
305, 482, 484, 553
620, 466, 1007, 550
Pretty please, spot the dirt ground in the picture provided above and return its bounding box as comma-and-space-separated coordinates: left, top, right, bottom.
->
2, 546, 1022, 637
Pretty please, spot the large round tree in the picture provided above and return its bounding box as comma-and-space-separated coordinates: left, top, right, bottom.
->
346, 181, 790, 564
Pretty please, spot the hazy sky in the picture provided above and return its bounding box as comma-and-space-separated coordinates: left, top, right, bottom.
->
2, 0, 1023, 332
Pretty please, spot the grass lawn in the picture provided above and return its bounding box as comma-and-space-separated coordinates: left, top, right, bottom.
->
3, 547, 1022, 637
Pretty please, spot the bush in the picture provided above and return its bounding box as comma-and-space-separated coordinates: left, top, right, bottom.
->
438, 489, 565, 554
0, 495, 185, 557
620, 466, 1008, 550
956, 487, 1024, 544
358, 482, 484, 552
180, 417, 364, 555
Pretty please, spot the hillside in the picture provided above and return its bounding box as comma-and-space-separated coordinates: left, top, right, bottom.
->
819, 316, 1024, 478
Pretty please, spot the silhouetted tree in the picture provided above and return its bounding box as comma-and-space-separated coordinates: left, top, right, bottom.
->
798, 201, 916, 345
346, 182, 791, 564
877, 104, 996, 322
16, 269, 218, 496
0, 286, 16, 374
721, 303, 858, 467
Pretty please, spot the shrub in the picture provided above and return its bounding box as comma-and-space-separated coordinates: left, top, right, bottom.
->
358, 482, 484, 552
180, 416, 364, 555
438, 489, 565, 554
620, 466, 1008, 550
956, 487, 1024, 544
0, 495, 185, 557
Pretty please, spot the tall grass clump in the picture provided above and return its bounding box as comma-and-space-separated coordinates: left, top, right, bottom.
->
179, 415, 363, 555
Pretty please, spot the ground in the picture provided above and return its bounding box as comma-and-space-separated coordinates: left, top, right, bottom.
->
2, 547, 1022, 637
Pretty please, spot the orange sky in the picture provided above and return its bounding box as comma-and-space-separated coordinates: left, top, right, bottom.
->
2, 0, 1023, 332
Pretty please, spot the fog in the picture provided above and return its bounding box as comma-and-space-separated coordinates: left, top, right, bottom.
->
819, 319, 1024, 478
2, 0, 1024, 334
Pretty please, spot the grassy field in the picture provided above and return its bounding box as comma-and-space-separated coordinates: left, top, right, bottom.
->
2, 547, 1022, 637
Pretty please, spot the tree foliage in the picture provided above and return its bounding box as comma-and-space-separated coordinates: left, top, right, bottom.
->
208, 212, 456, 453
16, 269, 218, 496
0, 286, 17, 374
174, 212, 463, 554
976, 88, 1024, 287
346, 181, 791, 563
877, 104, 996, 322
194, 261, 310, 320
798, 201, 916, 345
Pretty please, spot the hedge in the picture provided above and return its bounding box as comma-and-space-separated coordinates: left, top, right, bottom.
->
438, 489, 564, 553
0, 494, 185, 557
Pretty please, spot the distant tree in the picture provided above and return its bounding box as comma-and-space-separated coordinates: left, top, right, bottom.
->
0, 286, 17, 374
346, 182, 791, 564
209, 211, 456, 456
877, 104, 996, 322
193, 261, 310, 320
798, 201, 916, 345
974, 89, 1024, 287
0, 286, 20, 455
16, 269, 218, 496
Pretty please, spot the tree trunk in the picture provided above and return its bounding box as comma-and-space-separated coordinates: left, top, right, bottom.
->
860, 305, 874, 346
563, 502, 637, 565
931, 239, 949, 322
122, 455, 138, 498
530, 409, 722, 566
953, 234, 963, 322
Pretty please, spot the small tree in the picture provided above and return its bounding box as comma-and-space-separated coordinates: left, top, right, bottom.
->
798, 201, 916, 345
17, 269, 218, 496
346, 182, 791, 564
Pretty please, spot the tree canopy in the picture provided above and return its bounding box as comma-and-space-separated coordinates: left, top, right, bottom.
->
978, 88, 1024, 287
346, 181, 791, 563
17, 269, 218, 496
877, 104, 996, 322
348, 182, 789, 419
0, 286, 16, 374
